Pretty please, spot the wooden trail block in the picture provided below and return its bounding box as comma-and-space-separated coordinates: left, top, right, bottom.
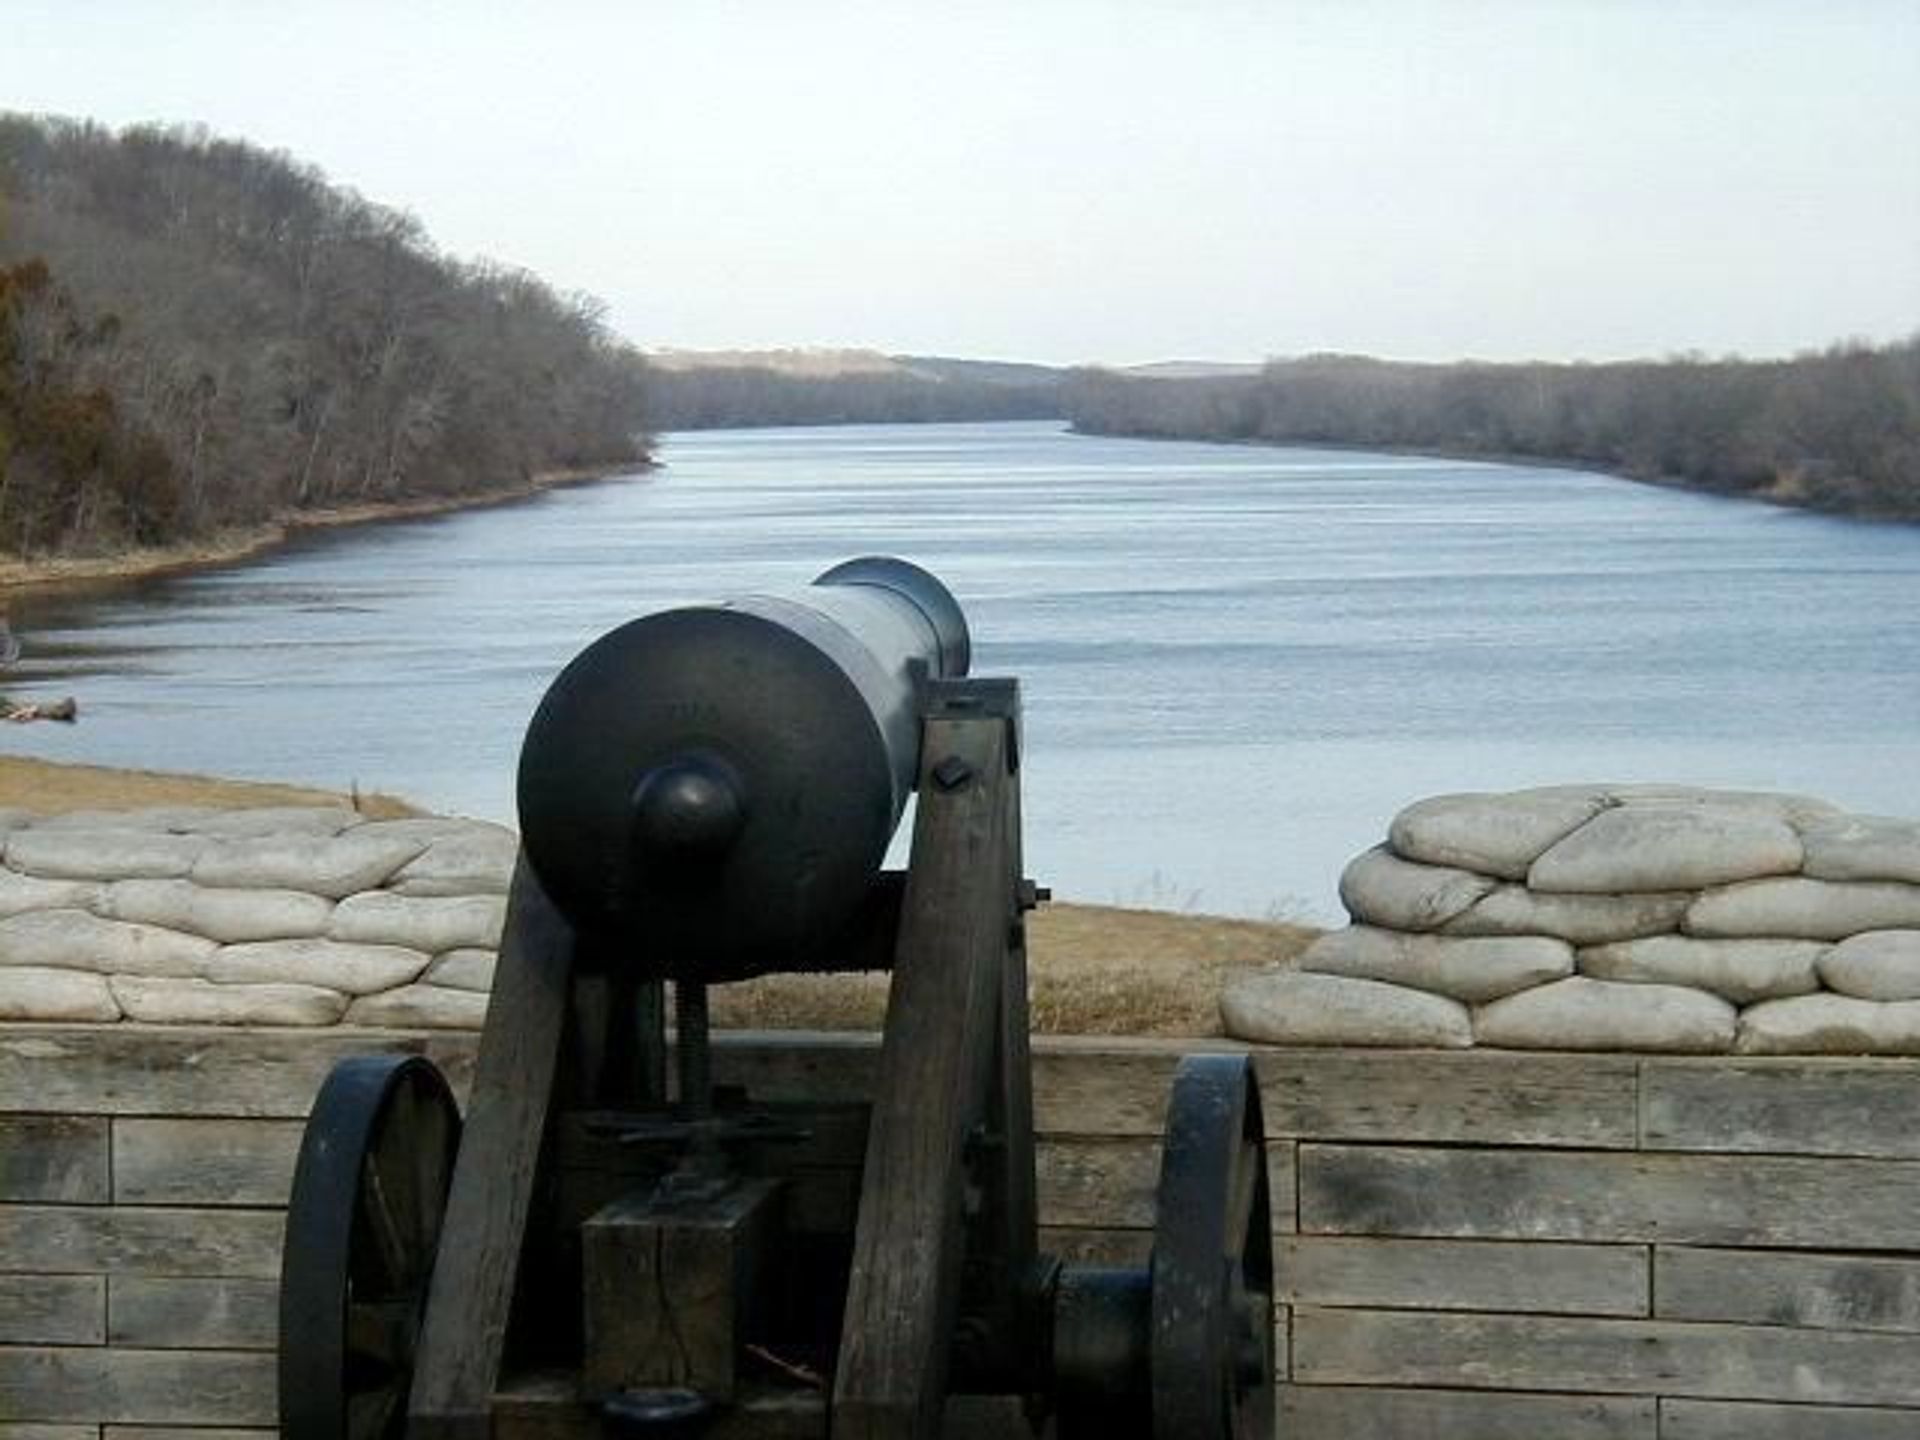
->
582, 1175, 782, 1401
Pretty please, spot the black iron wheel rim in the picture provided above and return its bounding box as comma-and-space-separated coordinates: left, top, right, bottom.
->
279, 1053, 462, 1440
1150, 1053, 1275, 1440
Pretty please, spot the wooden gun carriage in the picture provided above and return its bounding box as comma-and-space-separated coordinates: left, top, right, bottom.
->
278, 559, 1275, 1440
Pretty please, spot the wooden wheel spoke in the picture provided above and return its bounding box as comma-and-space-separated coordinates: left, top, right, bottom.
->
410, 1094, 453, 1255
359, 1151, 415, 1292
347, 1295, 419, 1373
346, 1383, 401, 1439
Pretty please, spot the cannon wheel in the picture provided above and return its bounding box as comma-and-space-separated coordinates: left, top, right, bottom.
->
1151, 1053, 1274, 1440
280, 1054, 462, 1440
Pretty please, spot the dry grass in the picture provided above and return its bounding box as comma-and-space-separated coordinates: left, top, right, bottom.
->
710, 902, 1317, 1038
0, 755, 418, 819
0, 758, 1323, 1037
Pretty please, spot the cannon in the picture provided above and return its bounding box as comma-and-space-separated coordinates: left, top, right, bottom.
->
279, 558, 1275, 1440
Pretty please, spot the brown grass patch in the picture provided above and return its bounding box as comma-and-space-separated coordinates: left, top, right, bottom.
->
710, 903, 1317, 1037
0, 755, 418, 819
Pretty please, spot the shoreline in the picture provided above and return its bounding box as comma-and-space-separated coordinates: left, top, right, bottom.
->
0, 460, 649, 598
1065, 424, 1920, 526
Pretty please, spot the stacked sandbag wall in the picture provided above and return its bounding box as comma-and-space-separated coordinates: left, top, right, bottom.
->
0, 806, 513, 1031
1224, 785, 1920, 1054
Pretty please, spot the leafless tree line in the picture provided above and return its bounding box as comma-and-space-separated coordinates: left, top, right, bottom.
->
1065, 343, 1920, 520
0, 115, 649, 558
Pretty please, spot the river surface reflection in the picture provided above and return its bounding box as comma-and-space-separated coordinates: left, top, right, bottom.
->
8, 421, 1918, 920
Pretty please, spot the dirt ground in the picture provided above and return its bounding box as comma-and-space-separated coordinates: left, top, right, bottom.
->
0, 754, 418, 819
0, 756, 1318, 1036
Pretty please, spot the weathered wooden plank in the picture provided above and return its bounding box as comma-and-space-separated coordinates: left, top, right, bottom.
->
1657, 1245, 1920, 1333
1278, 1236, 1648, 1316
104, 1431, 274, 1440
1259, 1050, 1638, 1149
0, 1205, 283, 1278
1299, 1144, 1920, 1249
111, 1119, 302, 1206
0, 1117, 108, 1203
709, 1029, 881, 1102
835, 708, 1015, 1440
1278, 1383, 1657, 1439
0, 1026, 477, 1118
1036, 1137, 1158, 1229
1038, 1226, 1152, 1267
1035, 1138, 1296, 1233
0, 1426, 100, 1440
0, 1347, 273, 1424
1030, 1041, 1238, 1137
1293, 1307, 1920, 1406
714, 1033, 1239, 1137
1642, 1059, 1920, 1159
409, 857, 574, 1437
1659, 1397, 1920, 1439
107, 1277, 277, 1349
0, 1275, 104, 1344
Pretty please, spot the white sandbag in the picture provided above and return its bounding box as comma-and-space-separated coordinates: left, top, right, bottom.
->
1686, 878, 1920, 941
1443, 885, 1691, 945
1577, 936, 1825, 1004
206, 939, 431, 996
1799, 815, 1920, 886
1529, 805, 1801, 894
424, 949, 496, 992
1300, 925, 1571, 1004
191, 832, 427, 898
109, 975, 346, 1026
1220, 969, 1472, 1048
1338, 847, 1496, 932
389, 823, 518, 896
1737, 993, 1920, 1056
1388, 788, 1608, 880
6, 828, 207, 881
0, 868, 98, 919
329, 892, 507, 953
186, 806, 363, 838
96, 879, 332, 944
1473, 977, 1735, 1053
28, 806, 218, 833
0, 909, 215, 977
1817, 931, 1920, 1002
0, 965, 121, 1021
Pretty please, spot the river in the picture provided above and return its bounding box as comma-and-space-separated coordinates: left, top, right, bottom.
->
7, 421, 1918, 922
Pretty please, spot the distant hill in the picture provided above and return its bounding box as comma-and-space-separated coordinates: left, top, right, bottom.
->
1119, 360, 1263, 380
647, 347, 909, 378
642, 349, 1069, 429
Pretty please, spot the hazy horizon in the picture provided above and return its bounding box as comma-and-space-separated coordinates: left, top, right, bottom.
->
10, 1, 1917, 368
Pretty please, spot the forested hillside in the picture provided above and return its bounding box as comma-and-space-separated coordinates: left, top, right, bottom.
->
645, 348, 1063, 428
1066, 342, 1920, 520
0, 115, 648, 561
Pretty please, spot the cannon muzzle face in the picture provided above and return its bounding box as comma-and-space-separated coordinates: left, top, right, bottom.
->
630, 757, 746, 863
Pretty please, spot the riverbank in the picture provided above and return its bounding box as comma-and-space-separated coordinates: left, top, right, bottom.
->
0, 461, 647, 597
1068, 422, 1920, 525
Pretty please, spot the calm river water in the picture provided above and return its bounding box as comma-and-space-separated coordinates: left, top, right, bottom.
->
7, 421, 1918, 921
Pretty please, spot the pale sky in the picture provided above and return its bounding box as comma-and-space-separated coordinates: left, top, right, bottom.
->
9, 0, 1918, 366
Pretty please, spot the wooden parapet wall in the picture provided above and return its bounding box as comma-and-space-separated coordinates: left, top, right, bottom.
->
4, 1028, 1920, 1436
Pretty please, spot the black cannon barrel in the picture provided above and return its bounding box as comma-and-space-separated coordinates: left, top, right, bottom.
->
516, 557, 969, 981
